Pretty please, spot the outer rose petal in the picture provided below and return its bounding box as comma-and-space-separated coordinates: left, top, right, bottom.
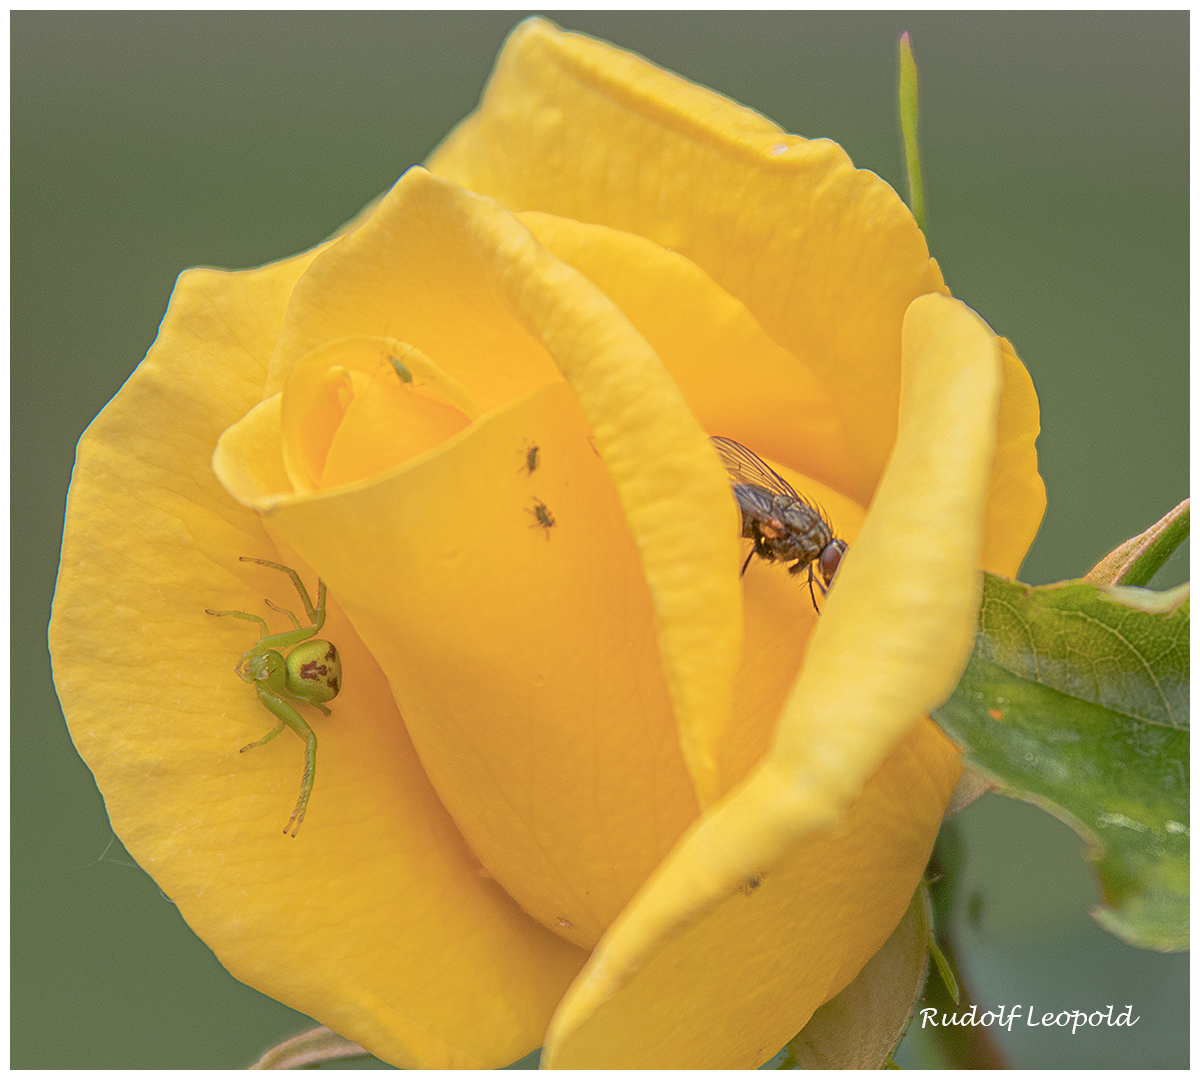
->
48, 257, 587, 1069
982, 338, 1047, 576
429, 17, 947, 505
543, 294, 999, 1068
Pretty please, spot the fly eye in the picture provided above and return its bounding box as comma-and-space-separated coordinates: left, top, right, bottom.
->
819, 539, 846, 586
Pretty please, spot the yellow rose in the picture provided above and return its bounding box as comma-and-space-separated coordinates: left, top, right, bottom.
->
49, 18, 1044, 1069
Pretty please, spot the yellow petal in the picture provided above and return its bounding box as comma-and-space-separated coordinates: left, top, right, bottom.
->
544, 721, 959, 1068
787, 884, 933, 1069
429, 17, 946, 505
49, 257, 586, 1068
778, 294, 1000, 776
517, 211, 857, 495
981, 337, 1047, 576
543, 293, 1000, 1068
259, 176, 563, 408
278, 336, 478, 493
320, 375, 469, 490
208, 393, 290, 510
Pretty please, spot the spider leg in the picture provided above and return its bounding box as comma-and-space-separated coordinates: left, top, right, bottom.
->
241, 721, 286, 752
252, 687, 319, 836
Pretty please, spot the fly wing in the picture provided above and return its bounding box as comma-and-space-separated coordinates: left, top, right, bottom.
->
710, 436, 800, 499
730, 482, 779, 523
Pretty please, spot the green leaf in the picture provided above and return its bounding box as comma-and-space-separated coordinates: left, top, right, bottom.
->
932, 574, 1189, 952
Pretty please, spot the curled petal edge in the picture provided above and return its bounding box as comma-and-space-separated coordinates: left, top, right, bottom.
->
543, 293, 1002, 1065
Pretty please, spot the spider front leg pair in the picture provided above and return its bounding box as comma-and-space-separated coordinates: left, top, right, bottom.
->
207, 556, 342, 836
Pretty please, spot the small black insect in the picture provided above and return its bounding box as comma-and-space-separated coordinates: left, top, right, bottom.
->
711, 436, 846, 609
739, 871, 767, 896
527, 498, 556, 537
520, 442, 540, 474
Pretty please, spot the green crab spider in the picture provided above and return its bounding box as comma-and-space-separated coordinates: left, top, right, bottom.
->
207, 556, 342, 836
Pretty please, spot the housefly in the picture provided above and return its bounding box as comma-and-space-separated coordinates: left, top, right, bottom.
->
711, 436, 846, 608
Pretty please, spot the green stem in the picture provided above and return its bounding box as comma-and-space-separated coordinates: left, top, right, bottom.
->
898, 31, 926, 231
1085, 498, 1189, 587
922, 823, 1011, 1068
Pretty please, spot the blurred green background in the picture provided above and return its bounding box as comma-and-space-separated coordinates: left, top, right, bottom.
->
13, 11, 1187, 1069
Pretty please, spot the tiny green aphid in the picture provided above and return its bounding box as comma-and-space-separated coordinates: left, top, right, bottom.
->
527, 498, 555, 537
207, 556, 341, 837
520, 442, 540, 474
387, 354, 413, 383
